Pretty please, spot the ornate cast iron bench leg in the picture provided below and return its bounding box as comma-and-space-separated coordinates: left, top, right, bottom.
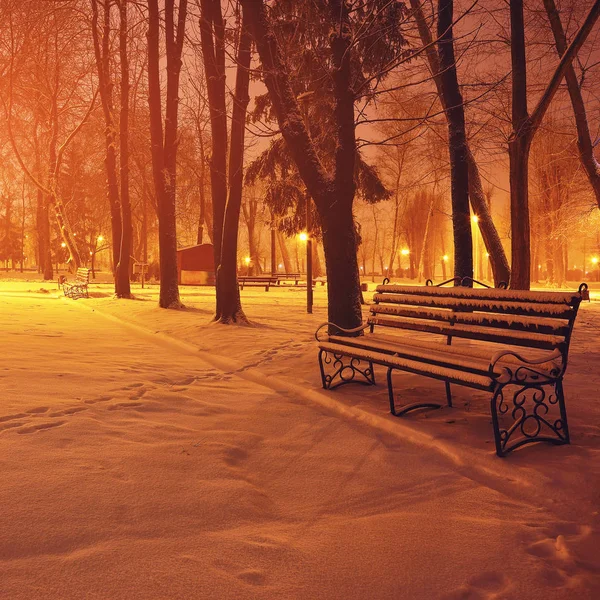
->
318, 349, 375, 390
387, 368, 448, 416
490, 378, 570, 458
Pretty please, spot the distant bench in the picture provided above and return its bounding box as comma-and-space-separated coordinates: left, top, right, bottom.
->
60, 268, 91, 299
238, 275, 278, 291
315, 279, 587, 457
238, 273, 325, 291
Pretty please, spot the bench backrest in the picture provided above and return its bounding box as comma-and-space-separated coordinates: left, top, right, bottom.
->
76, 268, 91, 283
370, 284, 586, 358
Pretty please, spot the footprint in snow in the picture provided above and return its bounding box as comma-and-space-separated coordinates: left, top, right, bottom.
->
16, 420, 67, 434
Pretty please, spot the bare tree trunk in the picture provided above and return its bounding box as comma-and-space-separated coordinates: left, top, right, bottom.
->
417, 194, 435, 282
277, 231, 292, 273
91, 0, 122, 276
509, 0, 600, 289
509, 0, 532, 290
34, 143, 52, 279
147, 0, 185, 308
543, 0, 600, 208
116, 0, 132, 298
215, 15, 251, 324
199, 0, 228, 300
196, 131, 207, 245
410, 0, 507, 285
438, 0, 473, 284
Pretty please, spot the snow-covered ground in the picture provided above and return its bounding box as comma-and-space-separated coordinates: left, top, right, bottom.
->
1, 277, 599, 599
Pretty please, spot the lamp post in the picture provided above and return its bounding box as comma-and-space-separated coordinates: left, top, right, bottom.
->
297, 91, 315, 315
471, 215, 479, 280
299, 231, 312, 313
270, 220, 277, 274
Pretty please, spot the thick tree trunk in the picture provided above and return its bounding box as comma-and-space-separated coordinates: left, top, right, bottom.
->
320, 201, 362, 329
242, 0, 362, 329
437, 0, 473, 284
199, 0, 228, 296
215, 16, 251, 324
147, 0, 184, 308
509, 0, 531, 289
508, 134, 532, 289
116, 0, 132, 298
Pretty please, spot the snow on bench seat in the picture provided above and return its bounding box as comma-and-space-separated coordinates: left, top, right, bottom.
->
320, 341, 494, 390
370, 303, 569, 335
327, 333, 561, 378
375, 285, 581, 305
367, 314, 564, 350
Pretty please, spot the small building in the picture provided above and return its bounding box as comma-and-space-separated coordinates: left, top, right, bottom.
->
177, 244, 215, 285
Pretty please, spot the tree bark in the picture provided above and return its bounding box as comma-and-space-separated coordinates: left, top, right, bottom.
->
215, 15, 252, 324
116, 0, 132, 298
199, 0, 228, 297
147, 0, 185, 308
437, 0, 473, 284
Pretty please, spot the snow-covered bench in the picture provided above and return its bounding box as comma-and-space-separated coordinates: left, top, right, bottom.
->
315, 282, 588, 457
62, 268, 91, 300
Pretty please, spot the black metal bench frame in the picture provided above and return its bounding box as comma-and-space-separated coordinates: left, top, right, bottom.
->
316, 278, 587, 457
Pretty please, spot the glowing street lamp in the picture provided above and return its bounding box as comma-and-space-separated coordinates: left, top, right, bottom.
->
97, 235, 104, 243
592, 257, 599, 265
60, 242, 66, 248
298, 231, 308, 242
442, 255, 449, 262
244, 256, 251, 266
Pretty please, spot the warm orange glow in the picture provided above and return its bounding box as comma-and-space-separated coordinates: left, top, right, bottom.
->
97, 235, 104, 242
298, 232, 308, 242
400, 248, 409, 256
471, 215, 479, 224
244, 256, 251, 265
61, 242, 66, 248
442, 255, 449, 262
592, 257, 599, 265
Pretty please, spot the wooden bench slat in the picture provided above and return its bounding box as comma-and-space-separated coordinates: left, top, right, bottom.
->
328, 334, 561, 378
320, 342, 494, 390
370, 304, 570, 336
367, 314, 563, 350
372, 293, 575, 319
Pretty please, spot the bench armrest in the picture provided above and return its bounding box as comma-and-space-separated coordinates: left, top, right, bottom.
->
489, 348, 564, 384
315, 321, 369, 342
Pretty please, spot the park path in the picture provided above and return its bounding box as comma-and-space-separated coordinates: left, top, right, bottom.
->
0, 294, 599, 600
